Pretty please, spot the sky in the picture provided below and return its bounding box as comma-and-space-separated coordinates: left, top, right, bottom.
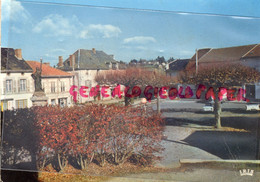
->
2, 0, 260, 66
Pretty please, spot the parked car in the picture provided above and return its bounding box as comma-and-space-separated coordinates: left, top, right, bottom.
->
203, 103, 214, 112
246, 103, 260, 111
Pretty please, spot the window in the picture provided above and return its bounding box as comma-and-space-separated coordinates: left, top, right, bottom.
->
6, 80, 12, 93
51, 99, 56, 105
51, 82, 56, 93
19, 79, 26, 92
58, 98, 67, 107
1, 100, 14, 111
1, 101, 7, 111
16, 99, 27, 109
85, 80, 92, 88
61, 81, 65, 92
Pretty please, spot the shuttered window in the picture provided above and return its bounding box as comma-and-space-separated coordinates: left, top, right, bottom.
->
61, 81, 65, 92
51, 82, 56, 93
6, 80, 12, 93
16, 99, 28, 109
19, 79, 26, 92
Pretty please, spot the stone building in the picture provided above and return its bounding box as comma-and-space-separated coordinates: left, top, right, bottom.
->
57, 48, 126, 103
26, 61, 74, 107
1, 48, 34, 110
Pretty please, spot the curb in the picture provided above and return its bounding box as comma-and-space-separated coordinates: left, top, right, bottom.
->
179, 159, 260, 164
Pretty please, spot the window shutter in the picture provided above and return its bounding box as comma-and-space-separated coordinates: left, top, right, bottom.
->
18, 80, 20, 92
3, 81, 6, 94
13, 80, 16, 93
27, 79, 30, 92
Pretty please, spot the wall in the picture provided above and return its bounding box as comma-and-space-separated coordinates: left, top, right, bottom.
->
41, 76, 73, 107
69, 69, 114, 104
0, 72, 34, 110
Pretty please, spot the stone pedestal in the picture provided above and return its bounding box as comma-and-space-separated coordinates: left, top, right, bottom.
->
31, 91, 48, 106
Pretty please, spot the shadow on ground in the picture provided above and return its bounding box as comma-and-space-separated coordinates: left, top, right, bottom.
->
182, 131, 258, 159
165, 116, 259, 132
1, 170, 39, 182
164, 113, 260, 160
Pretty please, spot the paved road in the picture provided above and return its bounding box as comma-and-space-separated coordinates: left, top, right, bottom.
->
105, 167, 260, 182
150, 99, 259, 167
152, 99, 248, 111
157, 126, 220, 168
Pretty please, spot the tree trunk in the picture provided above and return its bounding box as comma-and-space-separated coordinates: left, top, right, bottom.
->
157, 94, 160, 114
214, 98, 222, 128
124, 97, 131, 106
57, 153, 68, 171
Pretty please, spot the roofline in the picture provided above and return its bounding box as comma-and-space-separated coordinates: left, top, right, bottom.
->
1, 70, 33, 73
41, 75, 73, 78
241, 44, 260, 58
199, 60, 243, 64
198, 48, 212, 61
61, 68, 110, 71
209, 44, 258, 50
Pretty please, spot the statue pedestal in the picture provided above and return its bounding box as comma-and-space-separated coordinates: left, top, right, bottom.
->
31, 91, 48, 106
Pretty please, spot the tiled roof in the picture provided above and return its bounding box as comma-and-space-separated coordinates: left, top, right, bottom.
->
62, 49, 116, 70
1, 48, 33, 72
242, 44, 260, 58
186, 44, 260, 70
26, 61, 72, 77
198, 44, 257, 63
190, 48, 211, 61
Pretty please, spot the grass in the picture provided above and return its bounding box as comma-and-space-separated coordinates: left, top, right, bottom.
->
37, 162, 170, 182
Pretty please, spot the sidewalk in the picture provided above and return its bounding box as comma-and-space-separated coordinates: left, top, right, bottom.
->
104, 166, 260, 182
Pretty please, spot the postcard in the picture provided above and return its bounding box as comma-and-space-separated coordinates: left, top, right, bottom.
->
1, 0, 260, 181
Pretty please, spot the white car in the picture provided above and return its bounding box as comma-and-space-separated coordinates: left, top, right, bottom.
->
203, 103, 214, 111
246, 104, 260, 111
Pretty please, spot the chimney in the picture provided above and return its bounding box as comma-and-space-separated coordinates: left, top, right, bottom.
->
58, 56, 63, 67
69, 55, 73, 67
43, 62, 50, 67
92, 48, 96, 54
69, 54, 75, 67
15, 49, 22, 59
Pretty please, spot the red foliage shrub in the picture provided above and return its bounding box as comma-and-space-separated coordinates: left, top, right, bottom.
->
34, 104, 164, 170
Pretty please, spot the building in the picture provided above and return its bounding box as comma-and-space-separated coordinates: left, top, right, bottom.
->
166, 59, 189, 77
26, 61, 74, 107
57, 48, 124, 103
188, 44, 260, 71
187, 44, 260, 100
1, 48, 34, 110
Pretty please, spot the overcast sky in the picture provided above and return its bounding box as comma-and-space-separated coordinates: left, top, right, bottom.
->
2, 0, 260, 65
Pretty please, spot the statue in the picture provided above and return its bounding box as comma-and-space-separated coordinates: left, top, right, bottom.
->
31, 59, 48, 106
32, 59, 43, 92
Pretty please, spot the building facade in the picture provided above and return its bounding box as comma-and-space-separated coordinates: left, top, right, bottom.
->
187, 44, 260, 101
1, 48, 34, 110
26, 61, 74, 107
57, 48, 125, 103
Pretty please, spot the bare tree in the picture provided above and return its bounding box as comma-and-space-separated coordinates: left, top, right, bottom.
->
178, 63, 260, 128
95, 68, 173, 112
